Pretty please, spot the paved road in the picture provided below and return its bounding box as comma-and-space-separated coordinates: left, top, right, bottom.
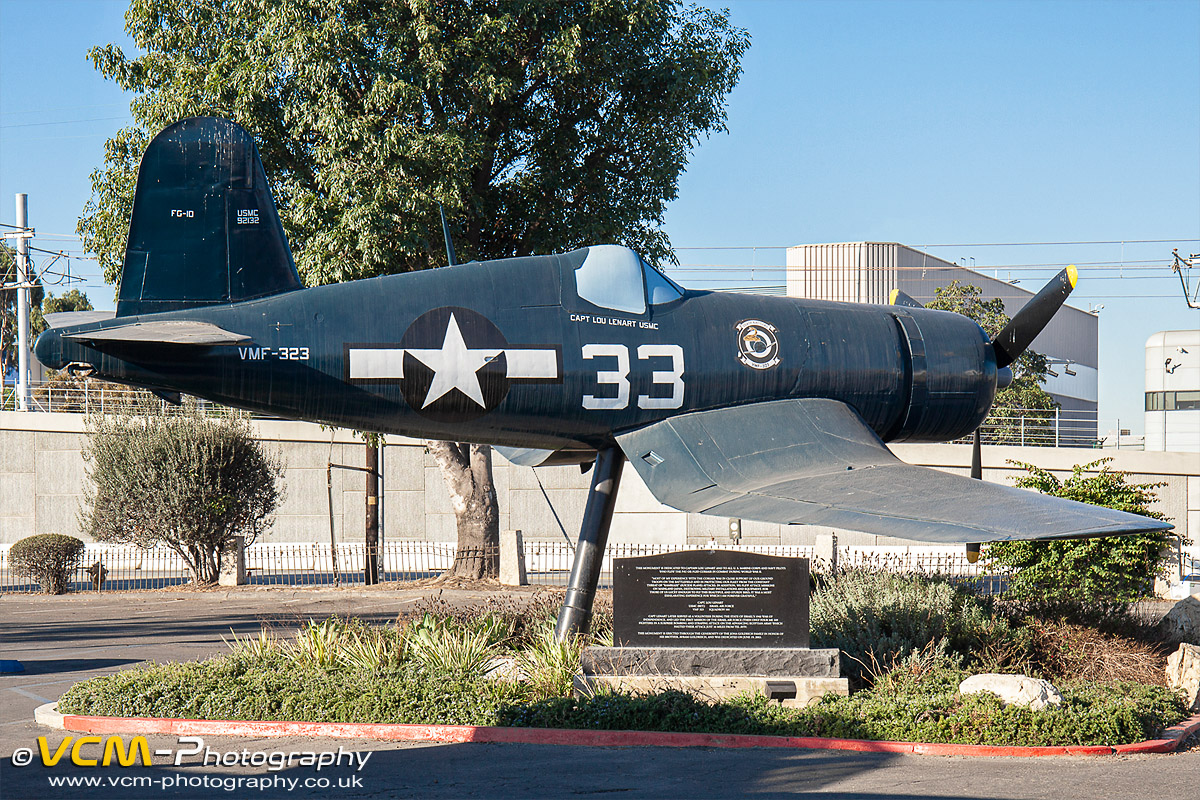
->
2, 589, 1197, 800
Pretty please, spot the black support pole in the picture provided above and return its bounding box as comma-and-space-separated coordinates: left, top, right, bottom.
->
365, 441, 379, 585
554, 447, 625, 642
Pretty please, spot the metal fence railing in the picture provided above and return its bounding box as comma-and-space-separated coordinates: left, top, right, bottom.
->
0, 541, 1011, 595
5, 384, 1134, 451
0, 542, 468, 593
523, 542, 817, 588
1, 382, 275, 418
947, 408, 1127, 449
838, 546, 1010, 594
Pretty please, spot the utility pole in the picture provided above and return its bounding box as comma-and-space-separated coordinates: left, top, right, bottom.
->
1171, 249, 1199, 309
15, 194, 31, 411
365, 440, 380, 585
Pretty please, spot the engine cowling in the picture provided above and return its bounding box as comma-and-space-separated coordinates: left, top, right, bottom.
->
885, 306, 997, 443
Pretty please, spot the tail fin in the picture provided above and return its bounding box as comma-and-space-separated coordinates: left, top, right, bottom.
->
116, 117, 302, 317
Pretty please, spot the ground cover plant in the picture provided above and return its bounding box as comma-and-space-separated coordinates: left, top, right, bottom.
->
55, 580, 1192, 747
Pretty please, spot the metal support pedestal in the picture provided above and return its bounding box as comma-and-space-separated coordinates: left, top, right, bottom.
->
554, 447, 625, 642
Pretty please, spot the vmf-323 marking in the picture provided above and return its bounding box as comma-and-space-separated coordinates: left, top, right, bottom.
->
239, 346, 310, 361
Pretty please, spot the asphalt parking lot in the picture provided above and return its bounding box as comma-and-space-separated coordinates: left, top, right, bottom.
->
2, 588, 1197, 800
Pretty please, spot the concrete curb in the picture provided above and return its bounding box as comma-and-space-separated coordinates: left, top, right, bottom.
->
35, 704, 1200, 757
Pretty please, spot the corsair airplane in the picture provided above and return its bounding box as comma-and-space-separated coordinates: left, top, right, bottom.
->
35, 118, 1171, 635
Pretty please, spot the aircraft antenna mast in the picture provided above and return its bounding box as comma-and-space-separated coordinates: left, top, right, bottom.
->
439, 204, 457, 267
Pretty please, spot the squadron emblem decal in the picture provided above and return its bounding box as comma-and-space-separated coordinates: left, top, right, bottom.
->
735, 319, 781, 370
346, 307, 560, 422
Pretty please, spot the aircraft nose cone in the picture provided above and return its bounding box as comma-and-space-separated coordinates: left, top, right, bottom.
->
34, 327, 64, 369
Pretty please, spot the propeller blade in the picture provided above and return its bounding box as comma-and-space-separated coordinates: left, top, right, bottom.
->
992, 264, 1077, 369
889, 288, 923, 309
970, 427, 982, 480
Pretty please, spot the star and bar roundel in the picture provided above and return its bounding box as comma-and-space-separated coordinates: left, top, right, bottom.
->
345, 306, 562, 422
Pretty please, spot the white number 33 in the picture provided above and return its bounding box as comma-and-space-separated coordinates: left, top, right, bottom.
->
582, 344, 684, 410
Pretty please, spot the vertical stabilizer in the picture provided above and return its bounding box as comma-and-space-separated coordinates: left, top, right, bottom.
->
116, 117, 302, 317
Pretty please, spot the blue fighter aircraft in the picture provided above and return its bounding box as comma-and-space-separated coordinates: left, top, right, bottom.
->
35, 118, 1171, 636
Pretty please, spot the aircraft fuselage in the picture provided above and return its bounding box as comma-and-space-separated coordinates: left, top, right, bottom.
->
36, 249, 996, 452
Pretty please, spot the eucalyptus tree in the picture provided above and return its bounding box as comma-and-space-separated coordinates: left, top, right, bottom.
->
79, 0, 749, 576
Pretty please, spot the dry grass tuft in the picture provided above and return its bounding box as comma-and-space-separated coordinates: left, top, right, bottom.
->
1024, 619, 1170, 685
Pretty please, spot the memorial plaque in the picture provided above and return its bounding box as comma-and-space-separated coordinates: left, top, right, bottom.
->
613, 550, 809, 648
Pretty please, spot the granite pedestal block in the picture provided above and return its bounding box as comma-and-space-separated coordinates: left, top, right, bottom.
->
583, 646, 840, 677
580, 646, 849, 707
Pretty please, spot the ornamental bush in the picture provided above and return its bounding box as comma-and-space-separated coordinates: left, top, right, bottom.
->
810, 569, 1016, 686
81, 402, 283, 585
9, 533, 85, 594
985, 459, 1179, 605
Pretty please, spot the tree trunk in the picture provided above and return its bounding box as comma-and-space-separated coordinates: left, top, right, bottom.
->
427, 440, 499, 579
179, 543, 220, 585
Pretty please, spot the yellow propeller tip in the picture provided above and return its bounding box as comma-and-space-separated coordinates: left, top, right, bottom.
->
1066, 264, 1078, 289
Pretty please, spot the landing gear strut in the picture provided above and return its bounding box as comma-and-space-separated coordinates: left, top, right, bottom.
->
554, 447, 625, 641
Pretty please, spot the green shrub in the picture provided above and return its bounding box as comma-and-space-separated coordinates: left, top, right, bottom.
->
9, 533, 85, 594
515, 622, 583, 697
502, 676, 1188, 747
985, 459, 1179, 604
57, 657, 530, 726
81, 403, 283, 585
810, 569, 1016, 686
56, 610, 1190, 748
225, 618, 408, 673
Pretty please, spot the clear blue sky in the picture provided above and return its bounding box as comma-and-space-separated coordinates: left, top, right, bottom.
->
2, 0, 1197, 433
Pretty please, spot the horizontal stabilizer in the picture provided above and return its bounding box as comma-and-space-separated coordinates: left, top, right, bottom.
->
615, 398, 1172, 544
64, 320, 250, 347
496, 446, 597, 468
42, 310, 116, 328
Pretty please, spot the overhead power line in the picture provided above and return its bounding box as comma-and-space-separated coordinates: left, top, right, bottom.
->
675, 238, 1200, 250
0, 116, 128, 129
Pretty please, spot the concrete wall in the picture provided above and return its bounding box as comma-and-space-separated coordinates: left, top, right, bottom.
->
2, 412, 1196, 555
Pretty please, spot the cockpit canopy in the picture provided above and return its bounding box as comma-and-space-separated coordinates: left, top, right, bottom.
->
574, 245, 684, 315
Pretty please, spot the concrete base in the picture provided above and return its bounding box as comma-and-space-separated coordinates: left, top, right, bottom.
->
582, 646, 840, 678
218, 536, 246, 587
576, 674, 849, 708
580, 645, 847, 708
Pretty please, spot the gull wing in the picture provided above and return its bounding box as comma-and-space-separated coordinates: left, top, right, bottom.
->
615, 398, 1171, 544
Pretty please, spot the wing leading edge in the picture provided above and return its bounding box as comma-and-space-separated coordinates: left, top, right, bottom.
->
615, 398, 1172, 544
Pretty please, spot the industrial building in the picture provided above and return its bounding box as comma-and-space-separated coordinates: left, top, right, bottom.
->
786, 242, 1099, 440
1145, 329, 1200, 452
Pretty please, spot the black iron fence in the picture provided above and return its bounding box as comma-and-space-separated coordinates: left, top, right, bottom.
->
0, 541, 1014, 595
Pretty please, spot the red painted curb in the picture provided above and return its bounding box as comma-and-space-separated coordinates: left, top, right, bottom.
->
53, 710, 1200, 757
1112, 713, 1200, 754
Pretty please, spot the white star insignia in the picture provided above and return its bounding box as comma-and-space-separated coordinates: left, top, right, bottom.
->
404, 313, 500, 408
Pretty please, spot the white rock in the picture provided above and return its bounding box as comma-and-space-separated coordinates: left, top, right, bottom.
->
483, 656, 520, 681
959, 673, 1064, 711
1161, 596, 1200, 645
1166, 643, 1200, 711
